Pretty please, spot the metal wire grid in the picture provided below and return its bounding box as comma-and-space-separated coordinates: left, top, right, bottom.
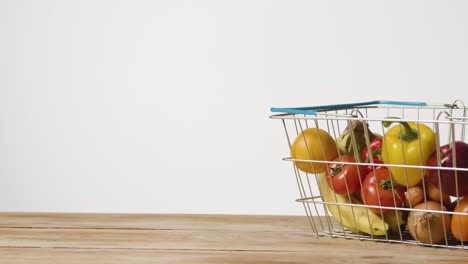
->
271, 101, 468, 249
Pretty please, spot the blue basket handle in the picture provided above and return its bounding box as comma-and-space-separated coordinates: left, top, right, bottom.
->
270, 100, 428, 115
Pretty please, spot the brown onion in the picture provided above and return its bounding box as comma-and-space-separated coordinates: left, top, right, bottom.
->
405, 185, 424, 208
407, 201, 451, 244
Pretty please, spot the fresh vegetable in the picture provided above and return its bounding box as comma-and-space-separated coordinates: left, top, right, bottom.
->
362, 137, 383, 173
450, 199, 459, 213
425, 180, 452, 210
291, 128, 338, 174
336, 120, 381, 162
381, 120, 436, 187
427, 141, 468, 197
405, 185, 425, 208
407, 201, 451, 244
451, 198, 468, 241
325, 155, 366, 195
360, 168, 406, 214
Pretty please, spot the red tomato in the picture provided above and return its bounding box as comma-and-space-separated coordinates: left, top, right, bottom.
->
360, 168, 405, 214
326, 155, 366, 195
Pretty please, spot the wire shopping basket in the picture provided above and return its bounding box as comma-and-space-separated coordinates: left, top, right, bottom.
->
270, 100, 468, 249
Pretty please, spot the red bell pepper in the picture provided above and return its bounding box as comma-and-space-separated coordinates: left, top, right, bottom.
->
362, 138, 383, 173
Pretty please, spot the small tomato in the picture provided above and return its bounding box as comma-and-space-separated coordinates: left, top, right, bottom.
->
325, 155, 366, 195
361, 168, 405, 214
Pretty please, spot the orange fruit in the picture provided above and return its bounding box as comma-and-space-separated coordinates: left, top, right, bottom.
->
291, 128, 338, 174
451, 198, 468, 241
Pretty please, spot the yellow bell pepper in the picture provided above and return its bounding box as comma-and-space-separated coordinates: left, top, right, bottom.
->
381, 120, 436, 187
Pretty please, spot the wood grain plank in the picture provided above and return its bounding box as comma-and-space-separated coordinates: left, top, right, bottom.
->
0, 213, 466, 263
0, 245, 465, 264
0, 213, 312, 232
0, 228, 314, 251
1, 227, 467, 259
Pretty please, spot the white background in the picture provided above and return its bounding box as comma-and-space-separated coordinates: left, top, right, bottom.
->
1, 0, 467, 215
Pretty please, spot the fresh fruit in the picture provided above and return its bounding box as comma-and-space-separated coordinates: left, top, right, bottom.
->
318, 173, 388, 236
407, 201, 451, 244
382, 120, 436, 187
291, 128, 338, 174
384, 210, 406, 234
325, 155, 366, 195
427, 141, 468, 197
360, 168, 405, 214
451, 198, 468, 241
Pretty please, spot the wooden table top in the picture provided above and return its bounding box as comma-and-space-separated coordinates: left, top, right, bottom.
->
0, 213, 466, 263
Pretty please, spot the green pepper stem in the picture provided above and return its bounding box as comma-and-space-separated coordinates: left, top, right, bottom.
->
383, 118, 419, 142
399, 122, 419, 142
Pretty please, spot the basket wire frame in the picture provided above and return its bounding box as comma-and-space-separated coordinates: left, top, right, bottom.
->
272, 101, 468, 249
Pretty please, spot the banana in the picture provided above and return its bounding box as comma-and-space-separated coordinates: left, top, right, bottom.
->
384, 210, 406, 234
318, 173, 389, 236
